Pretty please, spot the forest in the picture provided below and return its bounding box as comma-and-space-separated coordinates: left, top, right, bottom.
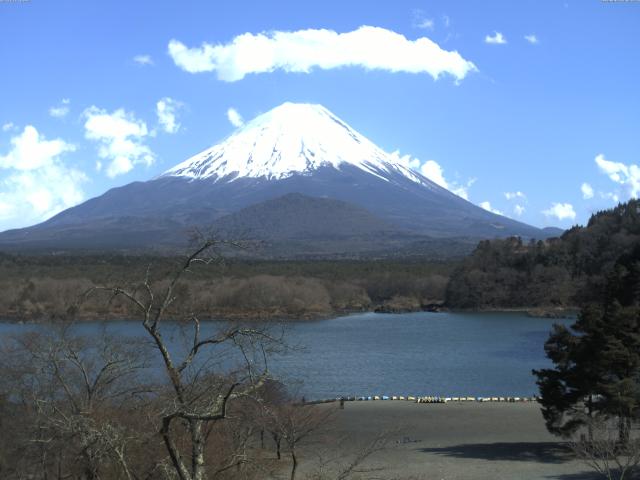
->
445, 200, 640, 311
1, 200, 639, 322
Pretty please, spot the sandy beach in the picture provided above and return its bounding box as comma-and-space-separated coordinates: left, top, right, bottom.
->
294, 401, 595, 480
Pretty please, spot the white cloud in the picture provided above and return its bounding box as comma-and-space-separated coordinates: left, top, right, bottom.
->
600, 191, 620, 203
416, 18, 434, 29
581, 182, 594, 199
485, 32, 507, 45
419, 160, 476, 200
389, 153, 472, 199
168, 26, 477, 82
84, 106, 155, 178
156, 97, 182, 134
420, 159, 448, 188
0, 125, 74, 171
49, 98, 70, 118
479, 201, 503, 215
106, 157, 134, 177
412, 10, 434, 30
594, 153, 640, 198
524, 34, 539, 44
2, 122, 15, 132
133, 54, 154, 66
0, 126, 86, 229
389, 150, 421, 170
227, 107, 244, 128
504, 191, 526, 215
542, 202, 576, 221
504, 191, 526, 200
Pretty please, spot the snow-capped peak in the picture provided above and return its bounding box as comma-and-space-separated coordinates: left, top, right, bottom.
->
162, 102, 430, 186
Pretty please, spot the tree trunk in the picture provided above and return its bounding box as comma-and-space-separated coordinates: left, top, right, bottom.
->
271, 432, 281, 460
618, 416, 629, 445
84, 467, 97, 480
161, 417, 192, 480
290, 449, 298, 480
82, 449, 98, 480
191, 419, 207, 480
587, 395, 594, 443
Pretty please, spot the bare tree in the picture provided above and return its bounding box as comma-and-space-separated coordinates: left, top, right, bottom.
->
306, 430, 394, 480
570, 417, 640, 480
262, 402, 335, 480
84, 239, 282, 480
0, 327, 152, 479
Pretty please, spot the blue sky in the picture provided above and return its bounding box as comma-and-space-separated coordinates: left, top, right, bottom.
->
0, 0, 639, 231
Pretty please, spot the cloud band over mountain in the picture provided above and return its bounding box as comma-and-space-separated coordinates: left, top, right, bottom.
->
168, 26, 477, 82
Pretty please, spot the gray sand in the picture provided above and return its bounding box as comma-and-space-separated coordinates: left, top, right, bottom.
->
296, 401, 595, 480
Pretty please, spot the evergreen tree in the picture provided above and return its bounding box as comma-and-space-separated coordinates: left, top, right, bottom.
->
534, 247, 640, 441
533, 305, 606, 438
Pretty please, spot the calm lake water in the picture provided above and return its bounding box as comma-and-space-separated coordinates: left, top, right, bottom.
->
0, 311, 573, 400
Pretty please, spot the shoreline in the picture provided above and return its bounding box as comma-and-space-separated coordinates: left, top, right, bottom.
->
450, 306, 579, 319
305, 395, 539, 405
0, 304, 578, 324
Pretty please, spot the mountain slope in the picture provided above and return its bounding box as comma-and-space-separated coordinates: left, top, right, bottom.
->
212, 192, 398, 240
0, 102, 555, 254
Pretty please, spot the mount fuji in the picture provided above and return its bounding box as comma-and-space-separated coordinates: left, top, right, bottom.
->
0, 102, 558, 256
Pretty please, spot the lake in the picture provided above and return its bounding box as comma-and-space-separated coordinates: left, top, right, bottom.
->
0, 311, 573, 400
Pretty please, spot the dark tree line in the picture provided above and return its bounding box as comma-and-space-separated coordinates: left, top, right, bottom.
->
446, 200, 640, 310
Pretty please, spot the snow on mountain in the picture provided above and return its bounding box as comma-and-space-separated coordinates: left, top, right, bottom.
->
162, 102, 431, 188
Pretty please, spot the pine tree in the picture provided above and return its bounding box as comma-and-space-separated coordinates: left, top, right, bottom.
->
534, 246, 640, 441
